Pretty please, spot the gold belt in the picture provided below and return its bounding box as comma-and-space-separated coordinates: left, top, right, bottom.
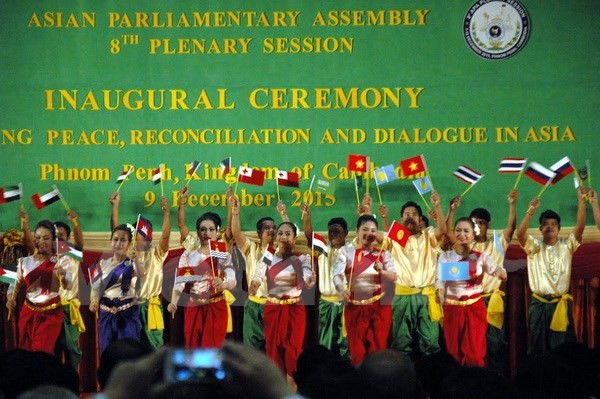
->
189, 295, 224, 305
445, 296, 481, 307
100, 301, 135, 314
267, 296, 300, 305
348, 292, 384, 305
25, 299, 60, 312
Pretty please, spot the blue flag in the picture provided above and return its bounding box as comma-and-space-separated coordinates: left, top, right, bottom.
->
438, 261, 470, 281
412, 176, 432, 195
374, 164, 398, 186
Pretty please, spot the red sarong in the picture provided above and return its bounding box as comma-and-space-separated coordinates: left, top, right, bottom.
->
443, 298, 487, 367
263, 302, 306, 376
183, 300, 228, 348
344, 301, 391, 365
18, 298, 64, 354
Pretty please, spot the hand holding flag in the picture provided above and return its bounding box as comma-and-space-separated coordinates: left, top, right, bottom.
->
116, 166, 134, 192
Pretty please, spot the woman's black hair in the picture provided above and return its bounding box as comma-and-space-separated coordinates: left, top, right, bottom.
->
196, 212, 222, 231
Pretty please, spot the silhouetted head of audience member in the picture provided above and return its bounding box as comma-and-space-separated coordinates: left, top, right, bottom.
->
16, 385, 79, 399
303, 359, 373, 399
438, 366, 514, 399
0, 349, 79, 399
415, 351, 460, 399
358, 349, 421, 399
514, 343, 600, 399
97, 338, 153, 389
293, 345, 339, 395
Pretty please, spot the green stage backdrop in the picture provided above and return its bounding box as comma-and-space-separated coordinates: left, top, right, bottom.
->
1, 1, 598, 232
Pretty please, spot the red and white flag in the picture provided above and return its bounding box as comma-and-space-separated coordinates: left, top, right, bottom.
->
136, 215, 153, 241
209, 240, 228, 260
260, 245, 276, 266
88, 262, 102, 285
524, 162, 557, 186
152, 166, 162, 185
312, 233, 329, 255
31, 188, 61, 210
276, 170, 300, 187
0, 184, 23, 204
238, 166, 266, 186
549, 156, 575, 185
453, 165, 484, 185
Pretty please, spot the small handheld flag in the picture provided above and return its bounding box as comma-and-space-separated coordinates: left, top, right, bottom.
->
0, 184, 23, 204
400, 155, 427, 177
260, 245, 276, 266
0, 267, 17, 285
549, 156, 575, 185
312, 233, 329, 255
220, 157, 232, 176
276, 170, 300, 187
237, 166, 266, 186
188, 161, 201, 176
453, 165, 484, 185
31, 188, 61, 210
314, 178, 336, 196
57, 241, 83, 261
412, 177, 433, 195
524, 162, 557, 186
136, 215, 153, 241
152, 166, 162, 185
116, 167, 134, 183
387, 220, 411, 248
209, 240, 228, 259
88, 262, 102, 285
498, 158, 527, 173
347, 154, 369, 173
438, 261, 470, 281
374, 164, 398, 186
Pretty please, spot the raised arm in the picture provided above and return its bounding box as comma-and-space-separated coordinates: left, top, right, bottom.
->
158, 196, 171, 253
229, 195, 248, 249
444, 195, 462, 246
301, 202, 314, 247
19, 208, 35, 255
572, 186, 587, 242
177, 185, 190, 243
222, 186, 234, 243
517, 197, 540, 247
503, 189, 518, 243
109, 192, 119, 231
276, 201, 290, 223
67, 209, 84, 249
431, 190, 447, 241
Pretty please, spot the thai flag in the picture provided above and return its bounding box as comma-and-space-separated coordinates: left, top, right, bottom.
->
498, 157, 526, 173
453, 165, 484, 185
524, 162, 557, 185
549, 156, 575, 185
209, 240, 228, 260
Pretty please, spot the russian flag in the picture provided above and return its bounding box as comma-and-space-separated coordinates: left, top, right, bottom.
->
549, 156, 575, 185
524, 162, 557, 186
31, 188, 61, 210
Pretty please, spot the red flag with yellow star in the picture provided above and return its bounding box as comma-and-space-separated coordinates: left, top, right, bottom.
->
347, 154, 368, 173
400, 155, 427, 177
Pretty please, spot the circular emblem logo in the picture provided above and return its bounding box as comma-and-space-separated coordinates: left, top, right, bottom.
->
464, 0, 531, 60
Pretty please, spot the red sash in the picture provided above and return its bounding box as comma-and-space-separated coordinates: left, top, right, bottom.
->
266, 254, 303, 290
24, 257, 56, 295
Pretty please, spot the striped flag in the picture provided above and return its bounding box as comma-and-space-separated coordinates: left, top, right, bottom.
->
0, 184, 23, 204
209, 240, 228, 260
312, 233, 329, 255
88, 262, 102, 285
549, 156, 575, 185
116, 167, 134, 183
453, 165, 484, 185
260, 245, 276, 266
152, 166, 162, 185
136, 215, 153, 241
31, 188, 61, 210
57, 240, 83, 261
498, 157, 526, 173
0, 266, 17, 285
524, 162, 557, 185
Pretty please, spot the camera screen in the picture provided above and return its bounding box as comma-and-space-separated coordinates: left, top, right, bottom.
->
166, 349, 227, 383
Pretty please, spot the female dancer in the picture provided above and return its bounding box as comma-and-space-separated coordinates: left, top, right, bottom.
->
90, 224, 145, 353
333, 214, 397, 365
437, 217, 507, 367
250, 222, 315, 379
168, 212, 236, 348
6, 220, 73, 354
